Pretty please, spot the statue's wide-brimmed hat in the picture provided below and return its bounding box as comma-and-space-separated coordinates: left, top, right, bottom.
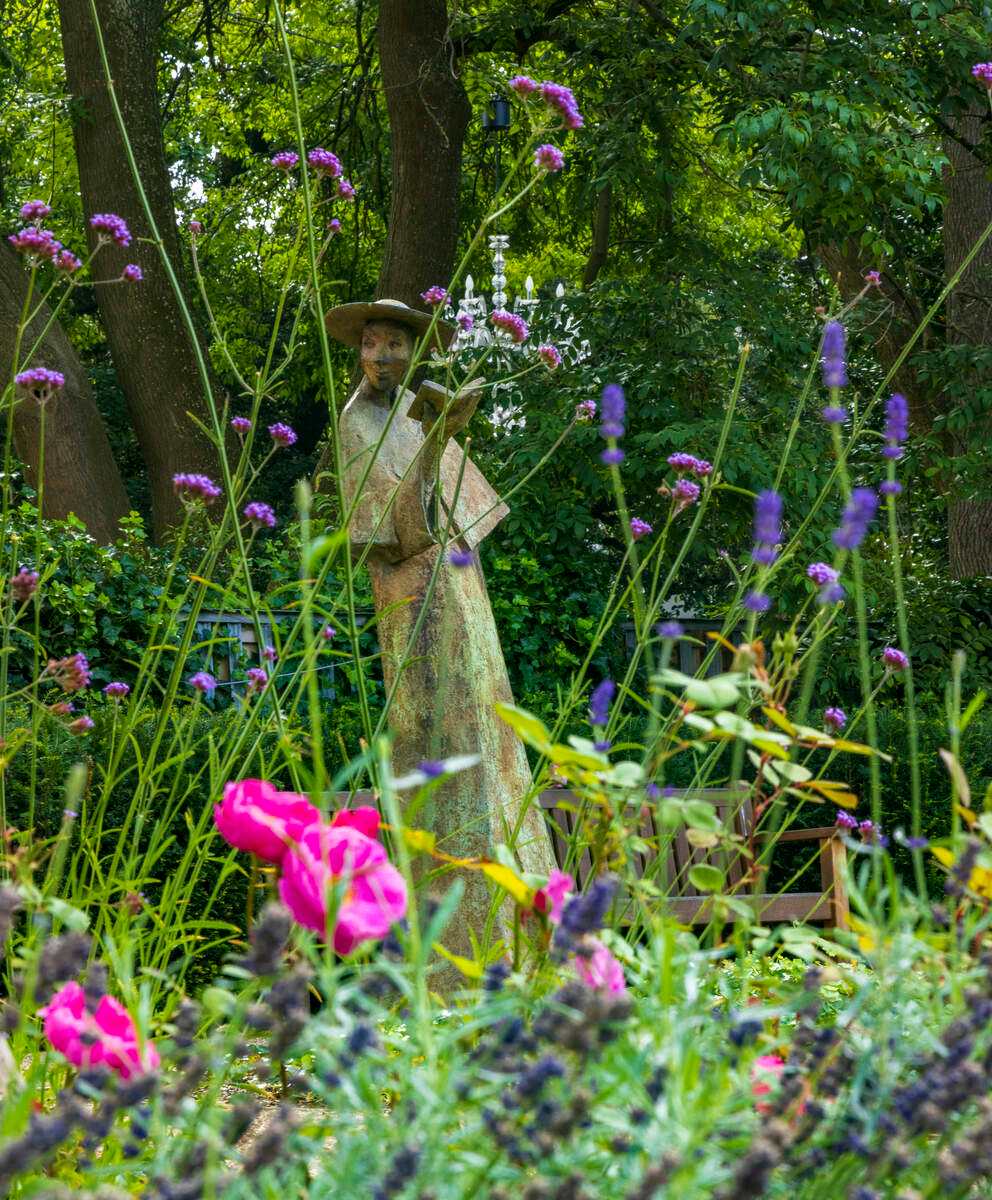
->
324, 298, 457, 350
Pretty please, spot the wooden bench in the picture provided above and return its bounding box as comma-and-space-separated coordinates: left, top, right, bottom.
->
538, 787, 849, 930
336, 786, 849, 930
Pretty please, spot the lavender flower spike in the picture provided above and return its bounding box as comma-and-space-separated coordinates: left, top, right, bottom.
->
821, 320, 847, 389
599, 384, 625, 439
589, 679, 615, 728
883, 392, 908, 459
832, 488, 878, 550
751, 490, 783, 565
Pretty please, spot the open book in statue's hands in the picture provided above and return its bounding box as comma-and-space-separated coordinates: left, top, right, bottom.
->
408, 378, 484, 440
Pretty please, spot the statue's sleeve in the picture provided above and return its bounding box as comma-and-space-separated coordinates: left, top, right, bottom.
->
338, 395, 401, 554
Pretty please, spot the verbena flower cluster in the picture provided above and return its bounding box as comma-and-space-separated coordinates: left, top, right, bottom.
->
491, 309, 529, 343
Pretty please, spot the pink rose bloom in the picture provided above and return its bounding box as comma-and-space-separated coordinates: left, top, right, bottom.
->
214, 779, 321, 864
534, 869, 574, 924
751, 1053, 785, 1114
573, 938, 626, 994
279, 822, 407, 954
330, 805, 380, 840
41, 981, 159, 1079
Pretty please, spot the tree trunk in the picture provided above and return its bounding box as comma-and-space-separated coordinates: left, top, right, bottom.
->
376, 0, 472, 305
582, 182, 612, 289
0, 244, 130, 543
941, 107, 992, 578
57, 0, 219, 540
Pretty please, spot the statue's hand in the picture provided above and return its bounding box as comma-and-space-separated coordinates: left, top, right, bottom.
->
413, 379, 483, 441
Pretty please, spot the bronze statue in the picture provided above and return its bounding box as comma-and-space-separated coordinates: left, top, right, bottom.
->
324, 299, 555, 965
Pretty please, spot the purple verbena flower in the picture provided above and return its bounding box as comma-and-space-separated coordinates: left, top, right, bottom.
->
8, 227, 60, 260
835, 810, 858, 829
262, 646, 277, 663
824, 706, 846, 731
121, 264, 143, 282
539, 81, 584, 130
89, 213, 131, 247
19, 200, 52, 223
538, 343, 562, 370
271, 150, 300, 171
673, 478, 700, 510
821, 320, 847, 389
630, 517, 653, 539
307, 148, 342, 177
103, 681, 130, 700
10, 568, 39, 602
667, 452, 697, 473
420, 286, 448, 306
189, 671, 217, 696
491, 309, 529, 343
268, 422, 297, 448
69, 715, 95, 734
589, 679, 615, 728
337, 178, 356, 201
47, 653, 90, 692
807, 562, 838, 586
327, 217, 341, 235
189, 220, 204, 235
883, 392, 908, 459
509, 75, 539, 95
54, 249, 81, 273
973, 62, 992, 88
231, 416, 252, 434
575, 398, 596, 422
864, 270, 881, 286
15, 368, 65, 401
879, 480, 903, 497
751, 490, 783, 565
599, 383, 625, 439
534, 144, 565, 172
322, 625, 336, 640
882, 646, 909, 672
246, 667, 268, 695
243, 501, 276, 529
173, 473, 222, 503
449, 548, 474, 568
457, 313, 474, 333
832, 488, 878, 550
657, 621, 684, 639
744, 591, 771, 613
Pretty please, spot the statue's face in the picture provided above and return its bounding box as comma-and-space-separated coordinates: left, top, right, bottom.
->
360, 320, 414, 394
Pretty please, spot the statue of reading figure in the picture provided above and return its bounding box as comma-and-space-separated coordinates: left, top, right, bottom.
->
324, 298, 556, 959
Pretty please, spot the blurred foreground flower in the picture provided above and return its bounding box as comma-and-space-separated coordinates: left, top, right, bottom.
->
41, 981, 159, 1079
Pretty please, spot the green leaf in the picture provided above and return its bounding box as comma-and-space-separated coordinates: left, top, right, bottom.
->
496, 703, 551, 753
684, 800, 722, 832
688, 863, 724, 892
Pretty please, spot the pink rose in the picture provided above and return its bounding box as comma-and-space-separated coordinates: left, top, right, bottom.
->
534, 869, 574, 925
330, 805, 380, 840
751, 1054, 785, 1114
573, 938, 626, 995
41, 982, 159, 1079
279, 822, 407, 954
214, 779, 321, 863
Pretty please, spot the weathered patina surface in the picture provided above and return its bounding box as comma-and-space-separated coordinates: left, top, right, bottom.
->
326, 300, 555, 972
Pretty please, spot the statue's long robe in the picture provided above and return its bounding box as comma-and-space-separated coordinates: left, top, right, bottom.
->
338, 383, 555, 965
